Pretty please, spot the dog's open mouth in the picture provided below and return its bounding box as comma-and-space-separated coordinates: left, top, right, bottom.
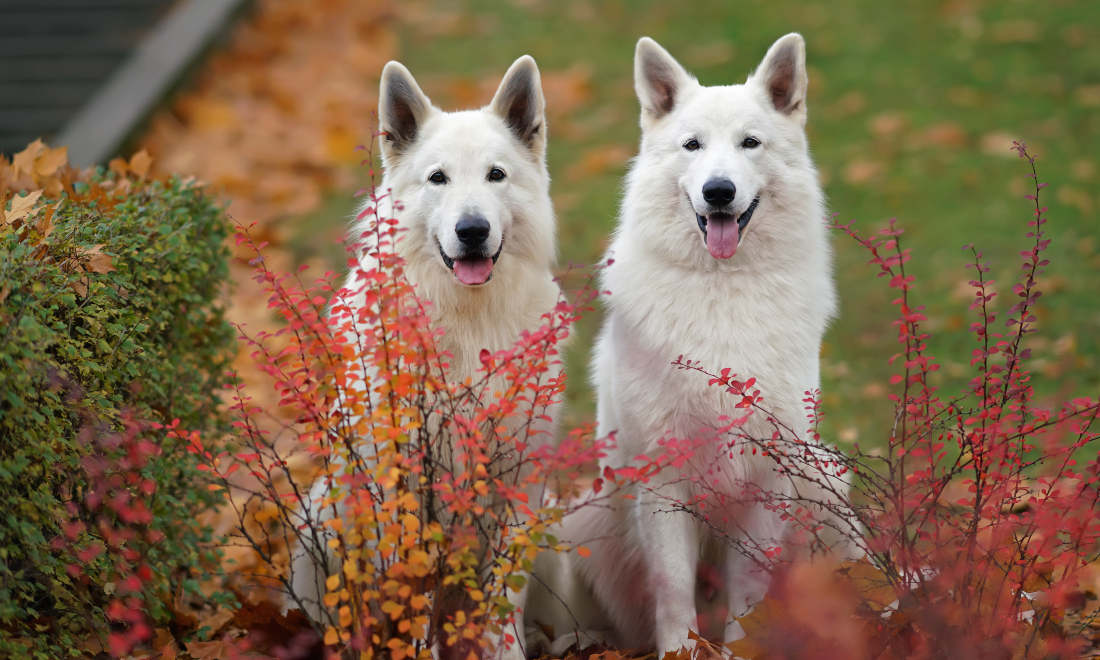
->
696, 196, 760, 260
439, 240, 504, 285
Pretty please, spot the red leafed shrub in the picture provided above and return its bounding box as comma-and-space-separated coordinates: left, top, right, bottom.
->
73, 415, 163, 656
650, 143, 1100, 660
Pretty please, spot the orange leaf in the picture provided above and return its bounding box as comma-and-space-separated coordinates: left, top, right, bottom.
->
129, 149, 153, 178
33, 145, 68, 179
109, 157, 130, 179
577, 546, 591, 558
11, 139, 44, 179
723, 594, 785, 659
197, 608, 235, 636
185, 640, 274, 660
86, 253, 116, 275
36, 201, 60, 238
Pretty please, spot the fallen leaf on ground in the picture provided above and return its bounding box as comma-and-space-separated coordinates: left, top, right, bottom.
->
130, 149, 153, 178
4, 189, 43, 224
197, 608, 237, 637
185, 640, 275, 660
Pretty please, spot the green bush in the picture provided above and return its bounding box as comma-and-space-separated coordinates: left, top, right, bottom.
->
0, 160, 236, 657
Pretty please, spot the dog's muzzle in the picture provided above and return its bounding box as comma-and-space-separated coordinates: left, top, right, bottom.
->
439, 239, 504, 285
695, 196, 761, 260
696, 196, 761, 241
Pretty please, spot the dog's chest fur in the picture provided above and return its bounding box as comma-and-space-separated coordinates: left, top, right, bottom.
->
599, 219, 834, 461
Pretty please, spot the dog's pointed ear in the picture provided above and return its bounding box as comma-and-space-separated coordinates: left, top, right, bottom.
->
490, 55, 546, 154
379, 61, 433, 161
635, 37, 691, 121
752, 33, 809, 123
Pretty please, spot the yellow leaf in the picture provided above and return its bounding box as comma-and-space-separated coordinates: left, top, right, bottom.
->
129, 149, 153, 178
324, 626, 339, 645
326, 574, 341, 591
5, 190, 43, 224
343, 561, 359, 580
381, 600, 405, 619
11, 140, 44, 179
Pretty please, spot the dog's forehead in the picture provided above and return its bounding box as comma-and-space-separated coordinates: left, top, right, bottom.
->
415, 110, 516, 167
674, 84, 770, 132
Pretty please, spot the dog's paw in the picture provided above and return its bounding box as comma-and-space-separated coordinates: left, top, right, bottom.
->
524, 625, 552, 659
547, 629, 609, 657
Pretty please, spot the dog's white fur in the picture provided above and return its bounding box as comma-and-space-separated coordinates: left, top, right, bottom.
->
530, 34, 851, 656
286, 55, 561, 660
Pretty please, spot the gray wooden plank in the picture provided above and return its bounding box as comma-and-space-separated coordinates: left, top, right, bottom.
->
0, 57, 120, 83
0, 34, 133, 58
0, 9, 163, 36
0, 0, 166, 8
0, 82, 100, 106
56, 0, 251, 166
0, 108, 76, 132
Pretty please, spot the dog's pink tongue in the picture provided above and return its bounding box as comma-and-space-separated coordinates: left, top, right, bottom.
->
706, 218, 739, 259
453, 257, 494, 285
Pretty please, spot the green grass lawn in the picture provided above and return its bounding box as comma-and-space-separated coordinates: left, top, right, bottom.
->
309, 0, 1100, 448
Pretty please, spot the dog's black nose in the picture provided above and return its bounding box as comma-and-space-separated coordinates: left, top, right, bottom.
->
455, 214, 491, 246
702, 179, 736, 206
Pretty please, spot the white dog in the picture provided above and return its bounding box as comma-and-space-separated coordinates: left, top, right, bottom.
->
538, 34, 853, 656
286, 55, 562, 660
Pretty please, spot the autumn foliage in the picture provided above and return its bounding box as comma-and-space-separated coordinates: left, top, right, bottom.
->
5, 127, 1100, 660
172, 139, 608, 660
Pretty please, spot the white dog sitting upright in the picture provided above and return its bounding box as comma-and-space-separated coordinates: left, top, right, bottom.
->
287, 55, 562, 659
581, 33, 845, 654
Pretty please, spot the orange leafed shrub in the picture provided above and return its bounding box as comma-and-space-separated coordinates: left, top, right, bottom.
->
175, 139, 608, 659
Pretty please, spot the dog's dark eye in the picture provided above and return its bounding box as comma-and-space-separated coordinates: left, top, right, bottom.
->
488, 167, 506, 182
684, 139, 701, 151
429, 171, 447, 184
742, 137, 761, 149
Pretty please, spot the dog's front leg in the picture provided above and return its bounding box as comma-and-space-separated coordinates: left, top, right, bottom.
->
721, 505, 785, 642
637, 483, 701, 656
